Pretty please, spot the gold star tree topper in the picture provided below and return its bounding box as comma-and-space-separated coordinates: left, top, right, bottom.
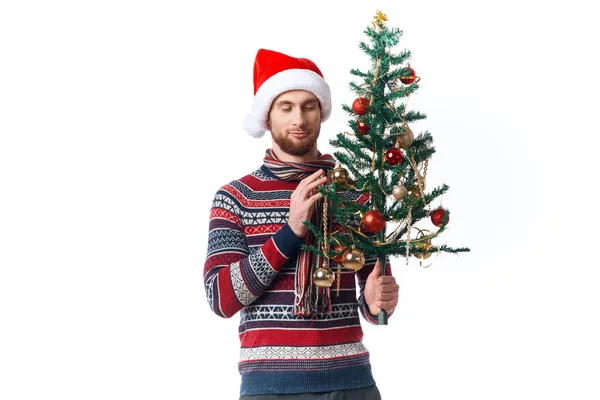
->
372, 10, 388, 30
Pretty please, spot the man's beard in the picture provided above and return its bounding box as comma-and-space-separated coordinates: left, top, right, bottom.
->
271, 129, 320, 156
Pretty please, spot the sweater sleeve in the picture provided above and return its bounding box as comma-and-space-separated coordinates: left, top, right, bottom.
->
203, 186, 304, 318
356, 254, 396, 325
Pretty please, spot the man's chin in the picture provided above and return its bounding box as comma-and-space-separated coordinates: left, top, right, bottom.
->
279, 142, 314, 156
285, 147, 312, 156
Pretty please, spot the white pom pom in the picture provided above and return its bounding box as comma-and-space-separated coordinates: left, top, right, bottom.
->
243, 114, 266, 138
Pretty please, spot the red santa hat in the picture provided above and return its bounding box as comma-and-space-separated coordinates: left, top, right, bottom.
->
243, 48, 332, 138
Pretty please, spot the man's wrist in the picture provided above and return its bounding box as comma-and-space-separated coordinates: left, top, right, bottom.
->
289, 223, 305, 238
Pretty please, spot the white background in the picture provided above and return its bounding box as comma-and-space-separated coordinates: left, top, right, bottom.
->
1, 0, 599, 399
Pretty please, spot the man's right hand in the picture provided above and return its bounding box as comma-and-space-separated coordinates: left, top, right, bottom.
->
288, 169, 328, 238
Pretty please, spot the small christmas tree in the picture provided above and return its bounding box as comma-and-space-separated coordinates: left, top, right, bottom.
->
301, 10, 471, 325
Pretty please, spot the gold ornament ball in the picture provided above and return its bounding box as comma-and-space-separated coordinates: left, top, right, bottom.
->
414, 240, 433, 259
342, 248, 365, 271
313, 267, 335, 287
392, 185, 408, 200
330, 166, 349, 185
414, 251, 432, 260
408, 181, 425, 197
396, 124, 414, 149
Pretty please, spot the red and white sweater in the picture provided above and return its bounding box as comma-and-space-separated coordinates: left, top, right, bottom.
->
203, 164, 394, 396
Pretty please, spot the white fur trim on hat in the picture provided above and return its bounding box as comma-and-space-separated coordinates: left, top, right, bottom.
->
243, 114, 266, 138
243, 69, 332, 138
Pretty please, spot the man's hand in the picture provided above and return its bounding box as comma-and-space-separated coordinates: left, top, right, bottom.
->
364, 259, 399, 315
288, 169, 328, 238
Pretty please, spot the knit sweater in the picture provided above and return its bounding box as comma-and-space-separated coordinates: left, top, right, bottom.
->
203, 163, 395, 396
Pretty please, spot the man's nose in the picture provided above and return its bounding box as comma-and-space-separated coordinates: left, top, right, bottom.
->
292, 109, 307, 128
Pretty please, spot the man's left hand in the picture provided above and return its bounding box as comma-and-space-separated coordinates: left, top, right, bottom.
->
364, 259, 399, 315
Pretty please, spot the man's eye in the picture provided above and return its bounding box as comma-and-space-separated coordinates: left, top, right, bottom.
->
304, 106, 316, 111
281, 108, 292, 112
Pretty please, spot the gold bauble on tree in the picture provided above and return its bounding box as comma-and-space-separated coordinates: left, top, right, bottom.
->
342, 248, 365, 271
392, 184, 408, 200
330, 165, 350, 186
414, 240, 433, 259
396, 123, 414, 149
313, 266, 335, 287
415, 252, 432, 260
408, 179, 426, 197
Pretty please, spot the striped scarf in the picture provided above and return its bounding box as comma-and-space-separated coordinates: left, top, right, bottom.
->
263, 148, 337, 317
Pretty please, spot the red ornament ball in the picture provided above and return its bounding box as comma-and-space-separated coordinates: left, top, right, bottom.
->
431, 207, 449, 227
357, 121, 370, 134
400, 67, 417, 84
361, 210, 386, 234
333, 245, 346, 264
385, 148, 404, 166
352, 97, 370, 115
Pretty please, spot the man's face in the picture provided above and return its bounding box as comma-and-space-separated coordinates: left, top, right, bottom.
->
267, 90, 321, 157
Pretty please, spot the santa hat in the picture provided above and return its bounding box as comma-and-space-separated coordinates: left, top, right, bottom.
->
243, 48, 332, 138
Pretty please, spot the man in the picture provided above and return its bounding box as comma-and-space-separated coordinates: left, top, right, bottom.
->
204, 48, 399, 399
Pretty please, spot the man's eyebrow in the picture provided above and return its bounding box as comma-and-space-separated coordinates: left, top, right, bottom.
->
275, 99, 319, 107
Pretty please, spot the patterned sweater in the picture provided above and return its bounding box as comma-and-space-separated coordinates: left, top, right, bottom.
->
203, 163, 394, 396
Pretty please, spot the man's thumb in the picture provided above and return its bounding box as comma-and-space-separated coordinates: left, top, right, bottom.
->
369, 259, 381, 277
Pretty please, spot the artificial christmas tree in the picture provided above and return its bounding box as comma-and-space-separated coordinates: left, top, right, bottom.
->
300, 10, 470, 325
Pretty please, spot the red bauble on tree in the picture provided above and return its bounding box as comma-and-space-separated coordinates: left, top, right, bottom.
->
400, 67, 418, 84
361, 210, 386, 234
431, 207, 449, 227
352, 97, 370, 115
332, 245, 346, 264
356, 121, 370, 134
385, 148, 404, 166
